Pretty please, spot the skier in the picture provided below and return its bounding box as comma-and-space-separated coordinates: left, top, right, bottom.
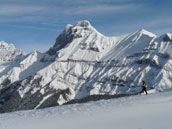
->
140, 80, 148, 95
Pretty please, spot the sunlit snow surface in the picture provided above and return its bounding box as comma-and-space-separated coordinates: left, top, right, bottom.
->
0, 92, 172, 129
0, 20, 172, 113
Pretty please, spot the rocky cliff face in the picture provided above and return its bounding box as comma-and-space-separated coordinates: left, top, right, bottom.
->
0, 21, 172, 113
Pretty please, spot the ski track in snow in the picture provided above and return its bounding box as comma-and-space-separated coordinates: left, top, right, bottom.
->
0, 92, 172, 129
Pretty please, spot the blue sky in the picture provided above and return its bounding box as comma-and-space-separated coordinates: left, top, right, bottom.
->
0, 0, 172, 53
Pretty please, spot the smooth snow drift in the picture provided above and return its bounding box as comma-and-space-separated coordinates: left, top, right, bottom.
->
0, 92, 171, 129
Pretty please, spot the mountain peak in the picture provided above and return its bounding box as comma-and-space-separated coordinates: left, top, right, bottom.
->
48, 20, 94, 55
0, 41, 15, 50
166, 33, 172, 38
163, 33, 172, 42
75, 20, 91, 28
64, 24, 73, 33
136, 29, 156, 37
0, 41, 26, 62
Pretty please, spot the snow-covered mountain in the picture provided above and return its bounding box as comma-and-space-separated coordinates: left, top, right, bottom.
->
0, 41, 25, 62
0, 40, 56, 89
0, 20, 172, 113
0, 41, 26, 87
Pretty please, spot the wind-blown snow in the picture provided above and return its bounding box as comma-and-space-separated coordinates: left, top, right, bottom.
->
0, 91, 171, 129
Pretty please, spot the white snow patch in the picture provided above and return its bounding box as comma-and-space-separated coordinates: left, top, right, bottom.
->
35, 94, 53, 109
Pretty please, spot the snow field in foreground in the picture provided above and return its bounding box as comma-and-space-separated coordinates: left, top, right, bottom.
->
0, 92, 172, 129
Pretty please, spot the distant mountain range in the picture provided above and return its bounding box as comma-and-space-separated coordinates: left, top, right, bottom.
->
0, 20, 172, 113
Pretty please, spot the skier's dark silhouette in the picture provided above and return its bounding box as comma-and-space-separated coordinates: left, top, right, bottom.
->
140, 80, 148, 95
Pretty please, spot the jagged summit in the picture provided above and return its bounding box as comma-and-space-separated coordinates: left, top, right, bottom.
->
166, 32, 172, 38
48, 21, 159, 58
64, 20, 92, 33
0, 41, 26, 62
163, 33, 172, 41
64, 24, 73, 33
135, 29, 156, 37
0, 41, 15, 51
48, 20, 96, 56
47, 21, 161, 61
75, 20, 91, 27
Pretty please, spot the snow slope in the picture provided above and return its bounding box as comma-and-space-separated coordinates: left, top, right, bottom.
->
0, 91, 171, 129
0, 45, 55, 88
0, 41, 26, 87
